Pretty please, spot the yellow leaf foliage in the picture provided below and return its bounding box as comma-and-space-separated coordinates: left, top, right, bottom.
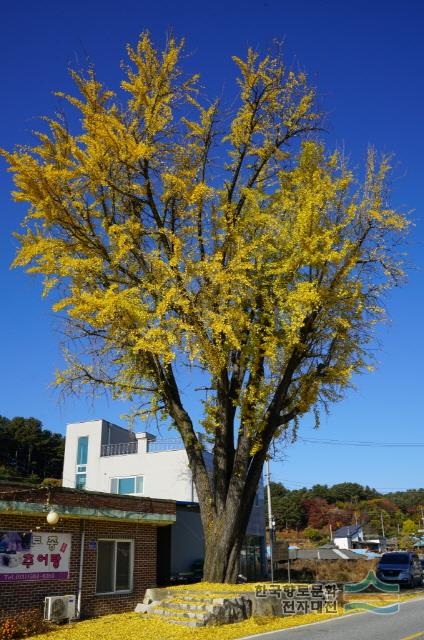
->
2, 32, 408, 443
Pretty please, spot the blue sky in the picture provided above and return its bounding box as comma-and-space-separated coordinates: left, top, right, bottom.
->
1, 0, 423, 491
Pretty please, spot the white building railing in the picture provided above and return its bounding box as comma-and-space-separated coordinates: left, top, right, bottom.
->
100, 441, 138, 456
147, 438, 184, 453
100, 435, 212, 456
147, 436, 213, 453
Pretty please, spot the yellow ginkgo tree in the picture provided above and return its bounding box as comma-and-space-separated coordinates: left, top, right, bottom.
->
2, 33, 408, 582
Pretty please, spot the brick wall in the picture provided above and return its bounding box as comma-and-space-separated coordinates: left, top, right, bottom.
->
0, 513, 158, 619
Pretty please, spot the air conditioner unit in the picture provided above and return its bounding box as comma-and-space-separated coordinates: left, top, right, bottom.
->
44, 595, 76, 622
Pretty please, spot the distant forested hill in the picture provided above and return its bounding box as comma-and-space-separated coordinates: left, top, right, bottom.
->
266, 481, 424, 542
0, 416, 64, 481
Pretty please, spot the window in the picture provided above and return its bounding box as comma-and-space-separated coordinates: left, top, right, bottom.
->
110, 476, 144, 496
96, 540, 133, 594
75, 436, 89, 489
75, 473, 86, 489
77, 436, 88, 465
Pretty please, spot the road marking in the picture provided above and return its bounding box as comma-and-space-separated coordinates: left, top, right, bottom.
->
237, 597, 424, 640
400, 633, 424, 640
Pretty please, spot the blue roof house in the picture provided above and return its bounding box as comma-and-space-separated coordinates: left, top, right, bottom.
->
333, 525, 364, 550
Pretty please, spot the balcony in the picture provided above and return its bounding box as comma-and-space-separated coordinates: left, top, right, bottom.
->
147, 436, 212, 453
100, 434, 211, 456
147, 438, 184, 453
100, 441, 138, 456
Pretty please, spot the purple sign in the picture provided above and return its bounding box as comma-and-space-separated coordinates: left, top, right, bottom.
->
0, 571, 69, 582
0, 532, 71, 581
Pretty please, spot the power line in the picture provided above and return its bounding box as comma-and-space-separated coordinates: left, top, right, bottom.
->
276, 477, 424, 492
297, 436, 424, 448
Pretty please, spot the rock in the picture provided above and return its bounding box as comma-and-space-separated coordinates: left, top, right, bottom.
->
250, 594, 283, 617
207, 596, 252, 625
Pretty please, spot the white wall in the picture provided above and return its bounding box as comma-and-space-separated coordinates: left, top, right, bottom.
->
98, 448, 195, 501
62, 419, 104, 491
333, 531, 362, 550
63, 419, 196, 501
333, 536, 349, 550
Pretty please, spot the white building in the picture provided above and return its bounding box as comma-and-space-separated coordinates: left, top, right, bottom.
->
63, 419, 200, 501
333, 525, 364, 550
62, 419, 266, 580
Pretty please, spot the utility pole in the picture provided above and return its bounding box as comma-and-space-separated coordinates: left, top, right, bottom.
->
287, 546, 291, 584
381, 512, 385, 538
265, 459, 274, 582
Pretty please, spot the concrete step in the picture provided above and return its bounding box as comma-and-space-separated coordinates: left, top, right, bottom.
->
167, 618, 205, 628
150, 608, 208, 621
138, 587, 251, 627
160, 600, 216, 612
147, 610, 208, 627
168, 595, 218, 602
159, 589, 235, 596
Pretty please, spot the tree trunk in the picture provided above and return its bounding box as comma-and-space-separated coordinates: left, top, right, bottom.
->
203, 515, 245, 583
201, 475, 259, 583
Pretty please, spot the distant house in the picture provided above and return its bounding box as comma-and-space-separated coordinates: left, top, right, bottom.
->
333, 525, 364, 550
354, 535, 387, 553
413, 537, 424, 549
333, 524, 386, 553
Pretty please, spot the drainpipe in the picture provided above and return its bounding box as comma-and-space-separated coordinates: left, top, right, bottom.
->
76, 520, 86, 619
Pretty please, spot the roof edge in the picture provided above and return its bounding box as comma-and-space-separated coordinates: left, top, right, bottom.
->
0, 500, 176, 526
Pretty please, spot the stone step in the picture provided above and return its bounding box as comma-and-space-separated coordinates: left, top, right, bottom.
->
155, 591, 243, 602
167, 618, 205, 628
160, 600, 216, 612
148, 611, 208, 627
138, 588, 252, 627
161, 589, 236, 596
150, 608, 208, 621
167, 595, 242, 606
168, 594, 218, 602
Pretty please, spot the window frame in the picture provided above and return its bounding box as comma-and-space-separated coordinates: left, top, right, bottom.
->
110, 475, 144, 496
95, 538, 134, 595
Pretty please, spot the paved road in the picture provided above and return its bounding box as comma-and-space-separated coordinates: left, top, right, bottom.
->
241, 597, 424, 640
